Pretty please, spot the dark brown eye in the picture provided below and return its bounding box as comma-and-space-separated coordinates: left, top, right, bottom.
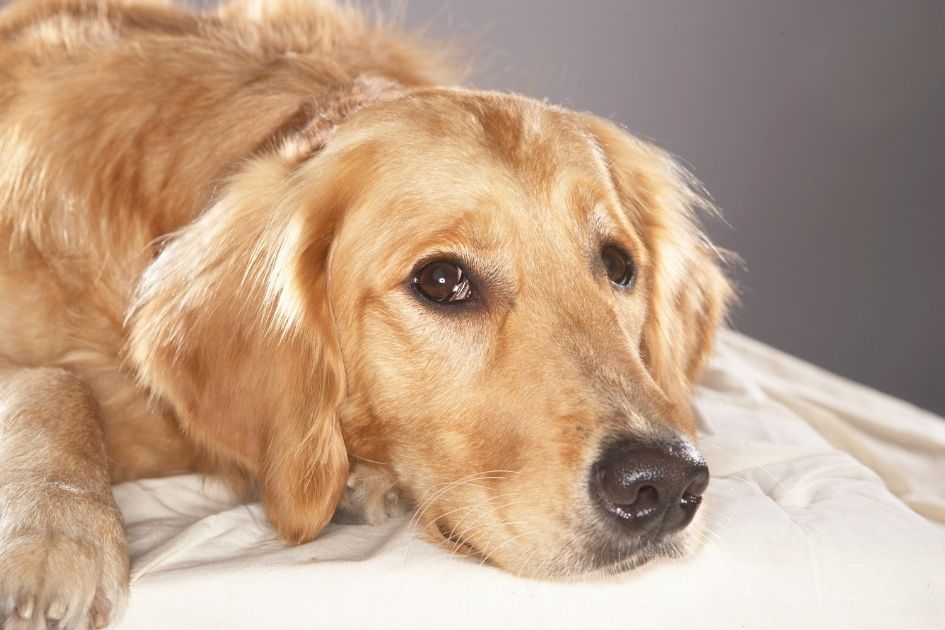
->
413, 260, 473, 303
602, 245, 635, 288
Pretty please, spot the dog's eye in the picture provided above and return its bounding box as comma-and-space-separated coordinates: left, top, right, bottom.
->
413, 261, 473, 303
602, 245, 635, 288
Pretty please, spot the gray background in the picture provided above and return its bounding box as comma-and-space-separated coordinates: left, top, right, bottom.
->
29, 0, 945, 415
406, 1, 945, 416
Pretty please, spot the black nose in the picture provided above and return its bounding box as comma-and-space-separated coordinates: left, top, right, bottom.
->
592, 438, 709, 537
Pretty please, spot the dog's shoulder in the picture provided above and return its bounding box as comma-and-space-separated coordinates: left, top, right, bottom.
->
1, 0, 464, 86
0, 1, 200, 54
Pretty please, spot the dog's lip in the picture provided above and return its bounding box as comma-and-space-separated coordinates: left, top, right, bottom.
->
432, 521, 668, 577
594, 550, 656, 576
429, 508, 680, 576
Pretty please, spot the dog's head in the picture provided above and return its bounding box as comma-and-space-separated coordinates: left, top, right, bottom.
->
130, 86, 731, 577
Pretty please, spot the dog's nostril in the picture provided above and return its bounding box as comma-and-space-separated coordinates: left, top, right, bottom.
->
600, 476, 661, 514
592, 437, 709, 537
632, 485, 659, 511
685, 468, 710, 498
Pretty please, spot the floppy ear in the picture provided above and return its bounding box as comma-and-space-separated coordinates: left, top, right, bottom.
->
582, 115, 734, 405
127, 152, 349, 543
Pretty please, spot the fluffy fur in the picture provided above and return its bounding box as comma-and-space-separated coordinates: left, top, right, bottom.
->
0, 1, 732, 628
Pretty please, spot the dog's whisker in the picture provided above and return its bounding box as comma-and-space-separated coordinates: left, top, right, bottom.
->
408, 471, 517, 532
442, 500, 494, 554
449, 515, 531, 557
461, 520, 532, 556
424, 470, 520, 494
443, 493, 525, 542
409, 480, 496, 533
432, 492, 520, 532
477, 526, 537, 567
439, 493, 530, 556
515, 540, 548, 578
447, 506, 530, 554
449, 496, 538, 552
349, 453, 393, 466
699, 526, 722, 545
482, 512, 540, 553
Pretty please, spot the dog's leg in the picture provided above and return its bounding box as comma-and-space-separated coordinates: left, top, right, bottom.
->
0, 362, 128, 630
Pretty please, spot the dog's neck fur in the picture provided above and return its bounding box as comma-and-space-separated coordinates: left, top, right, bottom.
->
267, 75, 405, 162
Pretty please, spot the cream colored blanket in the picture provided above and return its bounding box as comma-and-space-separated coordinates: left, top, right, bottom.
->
113, 331, 945, 629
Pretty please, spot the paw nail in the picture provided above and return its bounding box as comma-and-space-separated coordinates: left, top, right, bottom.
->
15, 595, 34, 620
92, 605, 112, 628
47, 599, 67, 620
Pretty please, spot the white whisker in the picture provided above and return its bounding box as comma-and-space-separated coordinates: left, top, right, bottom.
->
408, 470, 517, 532
478, 526, 537, 567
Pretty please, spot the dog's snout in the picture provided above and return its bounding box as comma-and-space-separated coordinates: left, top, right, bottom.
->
592, 438, 709, 536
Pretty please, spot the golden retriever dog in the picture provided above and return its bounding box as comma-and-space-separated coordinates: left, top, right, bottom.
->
0, 0, 732, 627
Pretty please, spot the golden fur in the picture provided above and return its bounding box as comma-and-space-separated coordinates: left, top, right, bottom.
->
0, 1, 732, 627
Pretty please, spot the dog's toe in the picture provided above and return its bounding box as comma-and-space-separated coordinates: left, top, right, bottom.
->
0, 533, 126, 630
1, 538, 126, 630
0, 484, 128, 630
332, 463, 409, 526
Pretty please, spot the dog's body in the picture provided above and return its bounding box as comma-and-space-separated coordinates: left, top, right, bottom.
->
0, 1, 731, 628
0, 0, 459, 482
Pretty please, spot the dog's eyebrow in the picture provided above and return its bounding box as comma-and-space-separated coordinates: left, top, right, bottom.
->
392, 210, 505, 264
585, 202, 649, 271
589, 203, 619, 234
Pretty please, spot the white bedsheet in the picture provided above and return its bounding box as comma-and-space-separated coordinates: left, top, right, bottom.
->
113, 331, 945, 629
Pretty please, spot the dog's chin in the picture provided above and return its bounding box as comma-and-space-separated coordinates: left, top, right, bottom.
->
477, 526, 701, 581
497, 534, 685, 581
551, 508, 708, 579
587, 533, 688, 577
427, 503, 708, 580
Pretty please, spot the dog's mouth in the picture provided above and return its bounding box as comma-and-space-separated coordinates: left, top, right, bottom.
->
432, 515, 686, 578
582, 533, 686, 576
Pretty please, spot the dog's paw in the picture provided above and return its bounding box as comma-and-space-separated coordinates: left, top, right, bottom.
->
332, 463, 409, 525
0, 482, 129, 630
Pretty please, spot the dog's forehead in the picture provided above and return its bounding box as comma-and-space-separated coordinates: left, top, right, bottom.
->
324, 90, 647, 301
388, 89, 608, 186
342, 91, 624, 242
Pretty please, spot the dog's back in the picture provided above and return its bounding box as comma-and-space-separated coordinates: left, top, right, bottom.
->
0, 0, 453, 275
0, 0, 457, 479
0, 3, 461, 624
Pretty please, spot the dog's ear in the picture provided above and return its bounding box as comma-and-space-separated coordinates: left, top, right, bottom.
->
581, 115, 734, 406
128, 152, 351, 543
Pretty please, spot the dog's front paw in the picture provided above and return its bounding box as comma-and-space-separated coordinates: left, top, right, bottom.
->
0, 481, 129, 630
332, 463, 409, 525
